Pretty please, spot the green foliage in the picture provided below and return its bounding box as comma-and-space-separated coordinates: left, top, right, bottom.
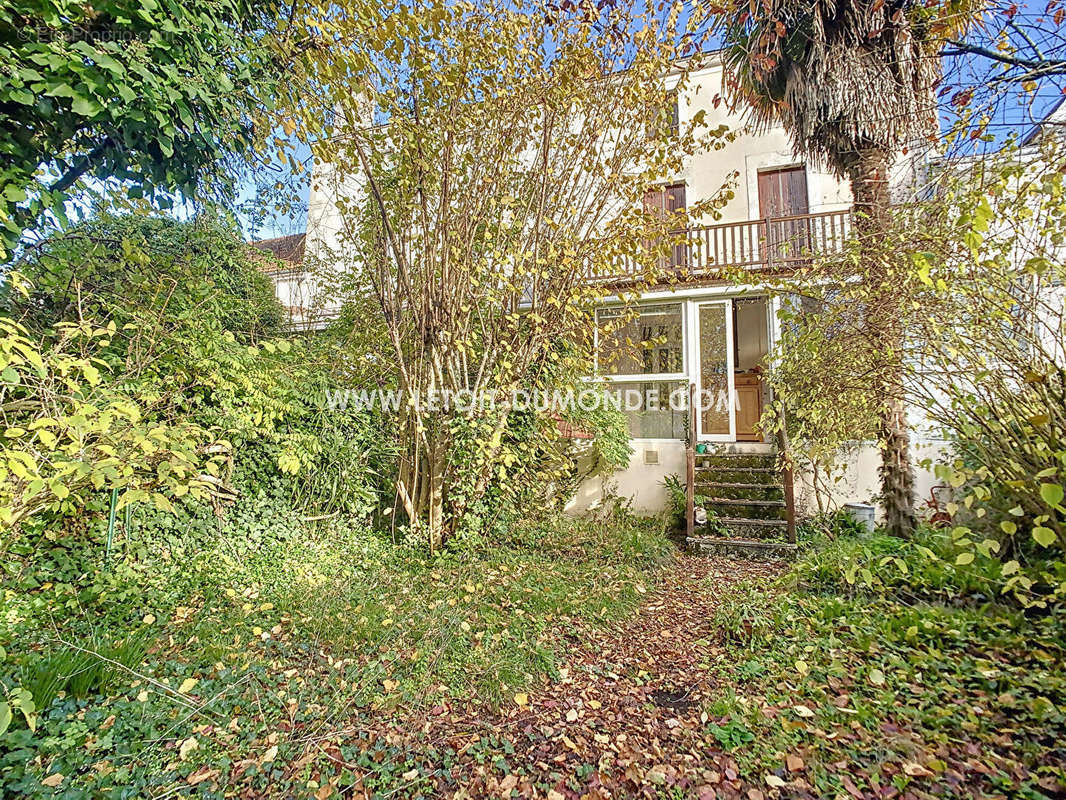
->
0, 507, 670, 795
796, 508, 869, 545
662, 473, 727, 534
707, 526, 1066, 796
22, 635, 152, 714
6, 213, 283, 341
1, 214, 387, 531
895, 138, 1066, 604
0, 315, 217, 528
708, 718, 755, 750
0, 0, 287, 253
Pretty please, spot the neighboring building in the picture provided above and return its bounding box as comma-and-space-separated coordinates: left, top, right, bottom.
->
250, 233, 341, 331
254, 56, 950, 534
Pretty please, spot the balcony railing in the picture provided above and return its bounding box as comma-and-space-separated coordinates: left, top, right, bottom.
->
590, 208, 853, 286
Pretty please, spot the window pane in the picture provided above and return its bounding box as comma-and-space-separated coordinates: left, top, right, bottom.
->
607, 380, 688, 439
598, 303, 683, 376
699, 303, 730, 435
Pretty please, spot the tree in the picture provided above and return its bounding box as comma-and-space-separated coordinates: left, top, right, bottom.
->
303, 0, 728, 548
715, 0, 956, 536
0, 0, 301, 255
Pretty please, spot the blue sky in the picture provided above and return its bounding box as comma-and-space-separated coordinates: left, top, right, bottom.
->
238, 3, 1065, 241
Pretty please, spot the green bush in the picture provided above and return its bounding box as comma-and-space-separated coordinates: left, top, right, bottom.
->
705, 524, 1066, 795
4, 213, 283, 342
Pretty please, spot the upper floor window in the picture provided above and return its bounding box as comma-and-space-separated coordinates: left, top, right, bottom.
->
643, 183, 686, 218
643, 184, 688, 268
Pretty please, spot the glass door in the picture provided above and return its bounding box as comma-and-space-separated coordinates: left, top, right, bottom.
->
696, 300, 735, 440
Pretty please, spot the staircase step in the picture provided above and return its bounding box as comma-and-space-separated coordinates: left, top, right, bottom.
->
698, 465, 777, 472
717, 517, 787, 527
696, 456, 776, 460
697, 481, 782, 489
688, 536, 797, 560
705, 497, 785, 507
695, 454, 776, 466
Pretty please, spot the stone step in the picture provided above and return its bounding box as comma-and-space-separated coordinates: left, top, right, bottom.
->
695, 482, 783, 502
705, 497, 785, 507
716, 516, 787, 526
698, 481, 783, 489
695, 468, 780, 487
708, 502, 787, 521
695, 453, 777, 470
696, 464, 777, 472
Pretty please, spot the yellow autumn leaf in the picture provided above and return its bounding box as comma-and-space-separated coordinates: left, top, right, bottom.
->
178, 678, 198, 694
513, 692, 529, 707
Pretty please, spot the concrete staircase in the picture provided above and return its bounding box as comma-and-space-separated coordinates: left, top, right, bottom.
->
687, 450, 797, 559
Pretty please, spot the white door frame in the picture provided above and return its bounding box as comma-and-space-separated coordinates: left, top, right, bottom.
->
690, 298, 735, 441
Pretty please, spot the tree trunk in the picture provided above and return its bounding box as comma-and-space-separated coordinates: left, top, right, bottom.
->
849, 150, 917, 538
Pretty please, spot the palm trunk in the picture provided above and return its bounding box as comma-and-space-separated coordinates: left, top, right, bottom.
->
849, 150, 916, 538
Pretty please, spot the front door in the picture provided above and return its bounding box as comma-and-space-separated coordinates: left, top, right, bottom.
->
696, 299, 735, 440
758, 166, 809, 264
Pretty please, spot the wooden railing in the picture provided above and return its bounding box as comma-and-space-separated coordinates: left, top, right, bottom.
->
591, 208, 853, 286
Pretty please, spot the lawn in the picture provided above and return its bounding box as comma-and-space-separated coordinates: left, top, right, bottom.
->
5, 511, 1065, 799
1, 508, 673, 797
703, 525, 1066, 798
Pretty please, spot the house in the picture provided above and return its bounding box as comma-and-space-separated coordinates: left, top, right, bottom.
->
256, 55, 949, 543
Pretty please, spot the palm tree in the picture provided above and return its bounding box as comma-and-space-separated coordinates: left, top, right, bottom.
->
717, 0, 947, 537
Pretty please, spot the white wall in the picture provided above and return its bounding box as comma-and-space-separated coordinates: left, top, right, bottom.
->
668, 62, 853, 224
568, 438, 951, 522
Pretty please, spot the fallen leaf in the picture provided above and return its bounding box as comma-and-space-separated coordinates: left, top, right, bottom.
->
42, 773, 64, 787
178, 678, 198, 694
187, 767, 219, 785
262, 745, 279, 763
765, 774, 786, 787
793, 704, 815, 718
869, 668, 885, 687
179, 737, 198, 760
786, 754, 804, 772
514, 693, 529, 707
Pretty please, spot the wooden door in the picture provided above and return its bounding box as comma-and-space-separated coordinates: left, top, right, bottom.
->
758, 166, 809, 264
734, 374, 763, 441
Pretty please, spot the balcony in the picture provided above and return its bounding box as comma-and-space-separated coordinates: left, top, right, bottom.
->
589, 208, 853, 287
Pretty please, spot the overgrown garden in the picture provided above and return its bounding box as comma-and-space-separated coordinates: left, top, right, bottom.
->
1, 0, 1065, 796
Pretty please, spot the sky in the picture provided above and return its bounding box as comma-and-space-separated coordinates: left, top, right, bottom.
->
236, 2, 1066, 242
